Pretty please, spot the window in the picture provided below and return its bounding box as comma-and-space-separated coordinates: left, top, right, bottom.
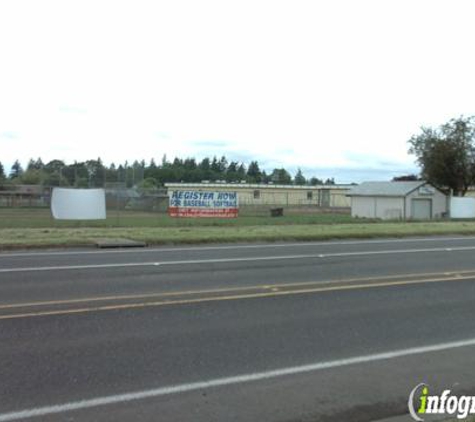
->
307, 191, 313, 200
253, 190, 260, 199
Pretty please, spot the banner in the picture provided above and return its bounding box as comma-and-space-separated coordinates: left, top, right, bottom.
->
51, 188, 106, 220
169, 190, 238, 218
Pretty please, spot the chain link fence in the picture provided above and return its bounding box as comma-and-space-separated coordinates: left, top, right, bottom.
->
0, 185, 350, 219
0, 185, 168, 212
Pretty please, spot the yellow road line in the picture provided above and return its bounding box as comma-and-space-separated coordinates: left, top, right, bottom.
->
1, 269, 474, 311
1, 273, 475, 321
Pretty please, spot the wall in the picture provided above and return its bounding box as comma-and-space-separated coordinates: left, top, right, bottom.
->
450, 197, 475, 218
375, 197, 404, 219
166, 184, 352, 207
351, 196, 376, 218
351, 196, 404, 219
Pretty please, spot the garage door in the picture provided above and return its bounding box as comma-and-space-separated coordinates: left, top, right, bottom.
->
411, 199, 432, 220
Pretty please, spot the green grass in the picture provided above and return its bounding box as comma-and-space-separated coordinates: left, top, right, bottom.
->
0, 208, 364, 229
1, 207, 475, 249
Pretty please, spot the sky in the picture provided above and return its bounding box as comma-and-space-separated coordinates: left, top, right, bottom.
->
1, 0, 475, 183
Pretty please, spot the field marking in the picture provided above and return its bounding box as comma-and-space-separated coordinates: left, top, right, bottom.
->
2, 245, 475, 273
2, 236, 475, 258
1, 337, 475, 421
1, 272, 474, 320
1, 268, 475, 311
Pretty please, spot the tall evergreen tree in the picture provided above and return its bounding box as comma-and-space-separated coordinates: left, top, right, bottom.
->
27, 158, 44, 171
294, 168, 306, 185
247, 161, 262, 183
0, 155, 338, 187
9, 160, 23, 179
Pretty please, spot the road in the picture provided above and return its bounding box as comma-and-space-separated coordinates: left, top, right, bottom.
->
1, 236, 475, 421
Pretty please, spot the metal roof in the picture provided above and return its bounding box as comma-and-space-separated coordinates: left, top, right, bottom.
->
347, 181, 427, 197
165, 183, 354, 190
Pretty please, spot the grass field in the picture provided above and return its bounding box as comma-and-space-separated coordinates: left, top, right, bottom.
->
0, 208, 362, 228
1, 207, 475, 249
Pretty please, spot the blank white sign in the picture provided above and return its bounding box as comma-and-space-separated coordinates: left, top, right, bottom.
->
51, 188, 106, 220
450, 197, 475, 218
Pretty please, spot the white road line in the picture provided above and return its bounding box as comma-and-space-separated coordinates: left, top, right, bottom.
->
1, 245, 475, 273
0, 262, 160, 273
1, 337, 475, 421
2, 236, 475, 258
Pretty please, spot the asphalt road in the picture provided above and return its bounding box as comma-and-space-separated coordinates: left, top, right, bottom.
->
1, 236, 475, 421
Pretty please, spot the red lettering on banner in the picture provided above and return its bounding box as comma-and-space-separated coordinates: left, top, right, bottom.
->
168, 207, 238, 218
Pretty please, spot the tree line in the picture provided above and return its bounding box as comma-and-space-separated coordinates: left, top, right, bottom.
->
2, 115, 473, 193
0, 156, 335, 189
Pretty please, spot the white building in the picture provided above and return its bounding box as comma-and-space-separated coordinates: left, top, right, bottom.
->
165, 183, 353, 208
348, 181, 447, 220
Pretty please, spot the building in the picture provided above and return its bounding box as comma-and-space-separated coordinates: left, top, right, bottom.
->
165, 183, 353, 208
348, 181, 447, 220
0, 185, 51, 207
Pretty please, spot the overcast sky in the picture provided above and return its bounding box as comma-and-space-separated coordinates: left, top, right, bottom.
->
1, 0, 474, 183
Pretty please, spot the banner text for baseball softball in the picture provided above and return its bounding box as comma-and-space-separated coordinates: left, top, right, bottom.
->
169, 190, 239, 218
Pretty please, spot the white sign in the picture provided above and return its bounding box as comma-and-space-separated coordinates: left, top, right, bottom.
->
450, 197, 475, 218
418, 186, 435, 196
51, 188, 106, 220
169, 190, 239, 218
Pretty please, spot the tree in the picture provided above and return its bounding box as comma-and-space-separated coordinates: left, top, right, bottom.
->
199, 157, 211, 171
138, 177, 158, 190
294, 168, 306, 185
270, 168, 292, 184
27, 158, 44, 171
218, 156, 228, 173
149, 159, 157, 170
392, 174, 420, 182
105, 163, 118, 183
9, 160, 23, 179
408, 116, 475, 196
65, 161, 88, 186
261, 170, 270, 184
44, 171, 69, 187
0, 162, 5, 179
309, 177, 323, 185
247, 161, 262, 183
227, 161, 238, 173
198, 158, 212, 181
210, 156, 220, 173
237, 163, 246, 180
20, 169, 46, 185
44, 159, 65, 174
117, 165, 126, 183
88, 159, 107, 187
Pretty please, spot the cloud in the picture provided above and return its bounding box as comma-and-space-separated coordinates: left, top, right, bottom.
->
155, 132, 171, 140
58, 105, 87, 115
342, 151, 412, 170
0, 131, 18, 140
191, 140, 230, 148
293, 166, 419, 184
1, 0, 469, 185
219, 150, 257, 164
